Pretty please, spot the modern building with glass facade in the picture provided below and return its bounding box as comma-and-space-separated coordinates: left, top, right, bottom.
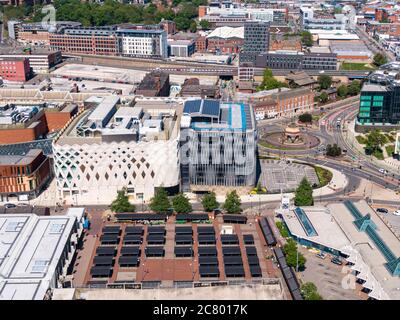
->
180, 99, 257, 192
355, 82, 400, 132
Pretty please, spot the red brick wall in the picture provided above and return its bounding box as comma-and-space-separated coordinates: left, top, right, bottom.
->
44, 111, 73, 132
0, 59, 30, 82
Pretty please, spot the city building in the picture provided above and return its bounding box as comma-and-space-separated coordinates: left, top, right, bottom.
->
195, 36, 208, 53
285, 71, 317, 90
238, 63, 255, 82
0, 208, 85, 300
270, 37, 302, 52
49, 26, 119, 56
117, 28, 168, 59
160, 19, 176, 35
179, 78, 219, 98
300, 7, 355, 30
240, 21, 270, 64
206, 26, 244, 54
52, 97, 182, 202
0, 58, 31, 82
180, 99, 257, 192
12, 21, 82, 45
198, 3, 288, 27
167, 39, 196, 57
0, 149, 51, 201
0, 102, 78, 144
135, 71, 170, 97
254, 87, 315, 119
366, 21, 400, 37
355, 81, 400, 132
0, 48, 62, 74
329, 41, 372, 61
255, 51, 337, 71
276, 200, 400, 300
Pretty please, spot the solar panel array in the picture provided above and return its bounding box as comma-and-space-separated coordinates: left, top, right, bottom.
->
175, 226, 194, 257
145, 226, 166, 257
91, 226, 123, 278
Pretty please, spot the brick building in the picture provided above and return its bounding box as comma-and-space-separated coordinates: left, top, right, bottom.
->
270, 38, 302, 52
0, 149, 51, 201
366, 21, 400, 37
206, 26, 244, 54
135, 71, 170, 97
195, 36, 208, 53
0, 58, 31, 82
0, 104, 78, 144
160, 20, 176, 35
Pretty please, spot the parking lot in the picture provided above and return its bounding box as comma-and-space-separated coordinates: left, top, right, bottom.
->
299, 248, 367, 300
259, 160, 320, 193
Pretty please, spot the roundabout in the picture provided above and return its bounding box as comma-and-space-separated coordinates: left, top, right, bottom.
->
260, 122, 321, 150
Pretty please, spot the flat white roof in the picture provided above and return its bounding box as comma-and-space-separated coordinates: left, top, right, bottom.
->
279, 206, 350, 252
87, 96, 119, 123
0, 208, 85, 300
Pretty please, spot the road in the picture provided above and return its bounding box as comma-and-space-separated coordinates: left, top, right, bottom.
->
355, 25, 396, 62
257, 99, 400, 192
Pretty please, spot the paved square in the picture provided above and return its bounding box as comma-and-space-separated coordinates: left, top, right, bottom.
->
259, 160, 319, 193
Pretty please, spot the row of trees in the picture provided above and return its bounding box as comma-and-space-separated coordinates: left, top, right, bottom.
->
2, 0, 207, 32
110, 188, 242, 214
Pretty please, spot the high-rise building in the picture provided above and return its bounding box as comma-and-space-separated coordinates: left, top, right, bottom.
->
240, 21, 270, 64
180, 99, 257, 192
355, 82, 400, 132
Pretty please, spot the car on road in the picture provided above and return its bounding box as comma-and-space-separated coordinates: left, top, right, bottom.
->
392, 210, 400, 216
376, 208, 389, 214
331, 257, 343, 265
4, 203, 16, 209
379, 168, 388, 174
319, 70, 325, 74
316, 252, 327, 259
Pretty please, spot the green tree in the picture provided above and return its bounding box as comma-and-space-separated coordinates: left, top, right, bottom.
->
223, 190, 242, 214
189, 21, 197, 33
366, 130, 386, 153
300, 30, 313, 47
283, 238, 306, 270
172, 193, 192, 213
373, 53, 388, 66
258, 68, 287, 91
149, 187, 171, 213
326, 144, 342, 157
110, 188, 136, 213
201, 192, 219, 212
347, 80, 361, 96
294, 177, 314, 206
199, 19, 211, 30
301, 282, 323, 300
298, 113, 312, 123
337, 84, 348, 98
318, 91, 329, 103
317, 75, 332, 90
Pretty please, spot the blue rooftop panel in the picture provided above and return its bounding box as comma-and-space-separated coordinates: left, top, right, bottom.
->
294, 207, 318, 237
183, 100, 201, 114
201, 100, 220, 117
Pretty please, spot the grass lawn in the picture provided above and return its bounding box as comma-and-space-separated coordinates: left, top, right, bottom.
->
340, 62, 376, 71
385, 134, 395, 143
355, 135, 367, 144
314, 166, 333, 187
386, 145, 395, 156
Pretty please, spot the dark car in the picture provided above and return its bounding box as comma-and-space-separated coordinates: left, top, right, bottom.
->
376, 208, 389, 214
4, 203, 16, 209
331, 257, 343, 266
